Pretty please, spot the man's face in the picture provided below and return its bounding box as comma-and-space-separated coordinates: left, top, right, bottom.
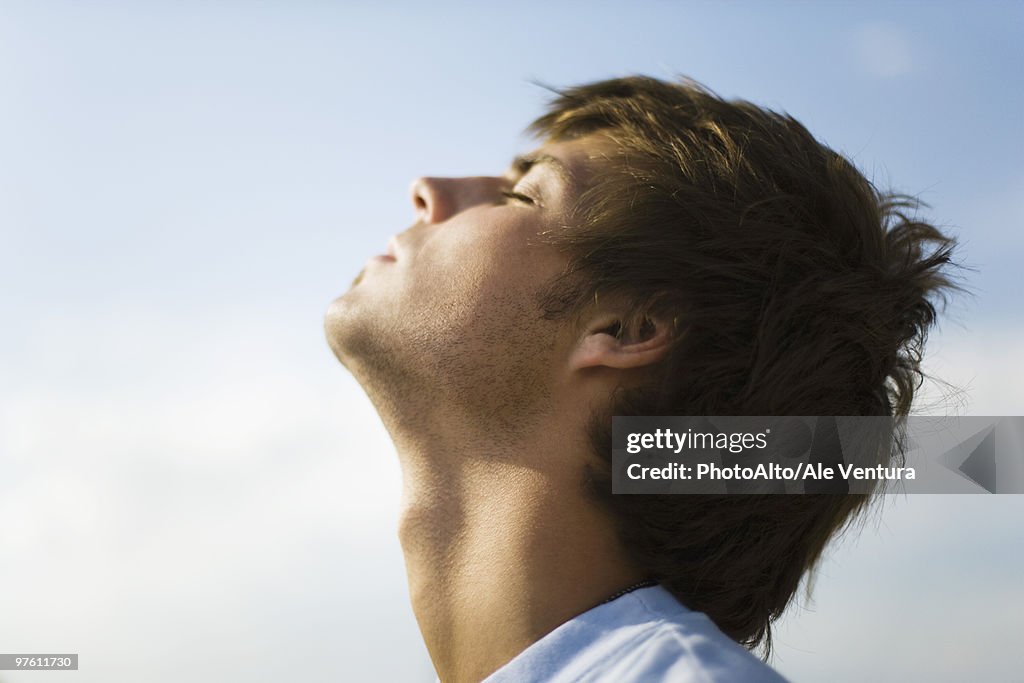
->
324, 136, 602, 434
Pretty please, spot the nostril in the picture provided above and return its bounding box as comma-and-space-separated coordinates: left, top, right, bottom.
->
410, 178, 430, 217
409, 176, 457, 224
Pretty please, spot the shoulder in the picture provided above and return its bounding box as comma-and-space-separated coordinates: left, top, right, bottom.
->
485, 586, 790, 683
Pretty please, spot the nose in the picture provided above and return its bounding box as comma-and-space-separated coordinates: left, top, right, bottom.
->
409, 176, 505, 224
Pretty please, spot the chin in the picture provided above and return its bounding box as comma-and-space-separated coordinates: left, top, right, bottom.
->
324, 296, 358, 367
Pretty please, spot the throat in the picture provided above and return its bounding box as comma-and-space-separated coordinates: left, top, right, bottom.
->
396, 460, 645, 683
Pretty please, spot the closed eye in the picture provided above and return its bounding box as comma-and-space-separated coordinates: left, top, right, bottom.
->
500, 190, 536, 205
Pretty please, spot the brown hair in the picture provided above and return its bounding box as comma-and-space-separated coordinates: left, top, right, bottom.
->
528, 76, 960, 656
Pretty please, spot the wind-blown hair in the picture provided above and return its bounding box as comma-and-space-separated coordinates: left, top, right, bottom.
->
528, 76, 960, 656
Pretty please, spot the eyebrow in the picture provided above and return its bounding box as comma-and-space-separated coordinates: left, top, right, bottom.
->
509, 152, 574, 189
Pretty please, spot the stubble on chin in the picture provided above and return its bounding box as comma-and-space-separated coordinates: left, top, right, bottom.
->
326, 280, 561, 443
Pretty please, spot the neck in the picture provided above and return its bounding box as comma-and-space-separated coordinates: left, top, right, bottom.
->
392, 417, 643, 683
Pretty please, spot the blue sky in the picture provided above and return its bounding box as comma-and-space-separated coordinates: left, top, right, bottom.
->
1, 2, 1022, 681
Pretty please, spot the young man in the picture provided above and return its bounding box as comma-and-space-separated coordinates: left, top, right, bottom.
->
324, 76, 957, 682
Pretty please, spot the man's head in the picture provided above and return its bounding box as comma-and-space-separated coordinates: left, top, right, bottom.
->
324, 136, 620, 443
325, 75, 957, 654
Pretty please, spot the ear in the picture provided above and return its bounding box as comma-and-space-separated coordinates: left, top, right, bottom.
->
569, 313, 674, 371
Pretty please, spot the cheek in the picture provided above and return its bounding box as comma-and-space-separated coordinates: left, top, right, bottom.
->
411, 228, 536, 299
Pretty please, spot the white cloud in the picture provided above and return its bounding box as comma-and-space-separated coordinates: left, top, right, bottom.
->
853, 22, 916, 79
773, 495, 1024, 681
0, 307, 432, 682
1, 310, 1020, 682
917, 323, 1024, 415
772, 326, 1024, 679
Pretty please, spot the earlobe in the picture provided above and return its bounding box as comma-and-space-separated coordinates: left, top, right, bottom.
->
570, 315, 673, 371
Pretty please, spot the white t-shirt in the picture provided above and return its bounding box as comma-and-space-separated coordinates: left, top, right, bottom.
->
481, 585, 790, 682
